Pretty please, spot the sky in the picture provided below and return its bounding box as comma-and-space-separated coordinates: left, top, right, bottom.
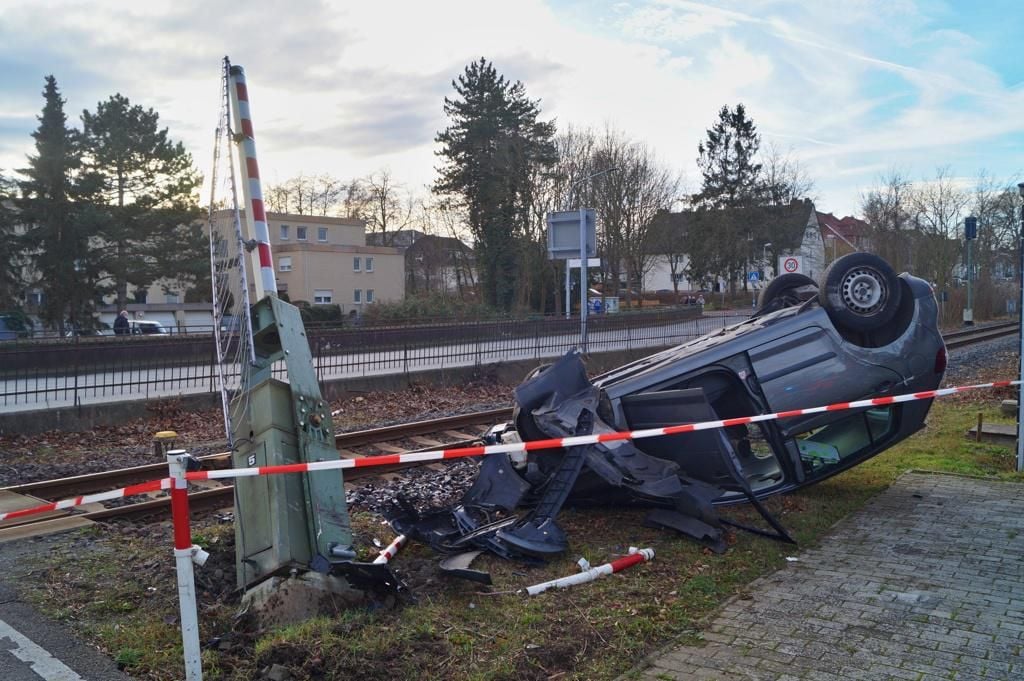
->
0, 0, 1022, 218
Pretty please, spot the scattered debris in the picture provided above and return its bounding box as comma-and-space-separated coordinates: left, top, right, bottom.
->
524, 547, 655, 596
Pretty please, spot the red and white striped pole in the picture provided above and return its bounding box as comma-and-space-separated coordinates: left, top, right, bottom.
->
168, 450, 206, 681
524, 547, 655, 596
372, 534, 407, 565
227, 62, 276, 299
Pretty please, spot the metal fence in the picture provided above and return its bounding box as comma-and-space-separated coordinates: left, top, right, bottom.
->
0, 309, 747, 410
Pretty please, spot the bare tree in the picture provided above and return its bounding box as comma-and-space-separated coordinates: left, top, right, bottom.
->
592, 127, 681, 307
362, 169, 415, 245
761, 143, 816, 206
861, 170, 913, 272
908, 166, 969, 290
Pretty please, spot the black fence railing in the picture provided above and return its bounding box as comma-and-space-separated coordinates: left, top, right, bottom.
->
0, 309, 748, 409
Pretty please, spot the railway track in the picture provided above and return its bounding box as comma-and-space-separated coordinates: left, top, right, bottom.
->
1, 320, 1018, 535
0, 408, 512, 535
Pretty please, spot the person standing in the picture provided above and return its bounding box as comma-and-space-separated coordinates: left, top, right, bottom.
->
113, 310, 130, 336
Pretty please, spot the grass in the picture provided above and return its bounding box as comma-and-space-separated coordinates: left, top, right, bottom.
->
21, 398, 1024, 680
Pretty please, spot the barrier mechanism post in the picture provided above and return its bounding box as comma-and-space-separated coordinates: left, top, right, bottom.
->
168, 449, 207, 681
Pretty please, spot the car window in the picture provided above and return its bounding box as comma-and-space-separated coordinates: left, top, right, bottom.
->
793, 406, 897, 473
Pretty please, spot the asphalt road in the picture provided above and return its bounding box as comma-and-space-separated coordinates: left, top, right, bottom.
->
0, 539, 131, 681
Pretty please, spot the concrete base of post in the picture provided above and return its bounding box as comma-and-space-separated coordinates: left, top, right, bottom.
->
240, 572, 365, 629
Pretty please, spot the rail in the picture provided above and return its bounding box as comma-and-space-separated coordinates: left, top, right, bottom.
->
0, 309, 745, 408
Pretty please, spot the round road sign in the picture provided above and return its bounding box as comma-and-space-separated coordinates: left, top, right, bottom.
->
783, 257, 799, 273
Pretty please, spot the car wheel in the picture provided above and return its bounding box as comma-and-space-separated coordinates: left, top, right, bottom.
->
819, 253, 902, 332
755, 273, 817, 315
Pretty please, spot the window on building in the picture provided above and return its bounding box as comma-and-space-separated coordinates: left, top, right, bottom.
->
280, 224, 289, 240
313, 289, 333, 304
318, 227, 328, 242
297, 226, 307, 241
353, 256, 361, 272
365, 256, 374, 272
279, 256, 292, 272
165, 292, 180, 304
354, 289, 362, 304
366, 289, 374, 303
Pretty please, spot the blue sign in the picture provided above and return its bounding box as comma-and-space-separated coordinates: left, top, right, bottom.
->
747, 271, 760, 282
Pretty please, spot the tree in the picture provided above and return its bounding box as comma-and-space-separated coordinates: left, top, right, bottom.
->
861, 171, 913, 272
80, 93, 202, 308
692, 104, 765, 293
434, 58, 556, 311
695, 104, 763, 210
362, 169, 414, 245
0, 171, 20, 306
17, 76, 102, 333
591, 128, 679, 307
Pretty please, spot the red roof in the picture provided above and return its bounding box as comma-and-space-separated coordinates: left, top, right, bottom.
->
817, 211, 870, 239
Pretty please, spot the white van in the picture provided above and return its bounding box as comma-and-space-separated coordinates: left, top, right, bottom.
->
129, 320, 169, 335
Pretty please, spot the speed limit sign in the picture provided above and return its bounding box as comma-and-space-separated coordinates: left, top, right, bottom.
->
780, 256, 802, 274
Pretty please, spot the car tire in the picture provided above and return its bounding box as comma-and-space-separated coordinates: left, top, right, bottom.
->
818, 252, 902, 332
755, 273, 817, 313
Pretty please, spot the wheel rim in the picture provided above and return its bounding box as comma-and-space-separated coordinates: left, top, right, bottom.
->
840, 267, 886, 315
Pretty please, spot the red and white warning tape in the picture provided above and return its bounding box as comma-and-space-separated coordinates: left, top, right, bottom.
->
1, 378, 1018, 522
0, 478, 171, 522
186, 379, 1019, 483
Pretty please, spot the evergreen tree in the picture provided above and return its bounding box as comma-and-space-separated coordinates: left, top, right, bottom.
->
17, 76, 101, 333
695, 104, 763, 209
689, 104, 765, 292
434, 58, 556, 311
0, 171, 20, 306
80, 93, 203, 307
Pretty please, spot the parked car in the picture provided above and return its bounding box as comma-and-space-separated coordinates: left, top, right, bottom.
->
393, 253, 946, 562
0, 314, 32, 340
129, 320, 169, 335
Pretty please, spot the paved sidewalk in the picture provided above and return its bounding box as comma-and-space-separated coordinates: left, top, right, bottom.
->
634, 472, 1024, 681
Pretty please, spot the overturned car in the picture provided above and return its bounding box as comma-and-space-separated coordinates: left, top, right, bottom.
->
391, 253, 946, 562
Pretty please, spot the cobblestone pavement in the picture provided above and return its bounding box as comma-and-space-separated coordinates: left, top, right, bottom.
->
634, 472, 1024, 681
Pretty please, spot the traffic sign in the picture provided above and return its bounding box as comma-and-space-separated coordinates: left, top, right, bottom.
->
781, 256, 802, 274
747, 271, 759, 282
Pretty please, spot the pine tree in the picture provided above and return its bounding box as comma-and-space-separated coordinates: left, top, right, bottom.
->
690, 104, 765, 293
434, 58, 556, 311
695, 104, 763, 209
80, 93, 202, 307
17, 76, 101, 333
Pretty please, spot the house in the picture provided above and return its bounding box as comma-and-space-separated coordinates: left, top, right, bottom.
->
367, 229, 476, 297
817, 211, 871, 257
646, 199, 826, 292
211, 210, 405, 313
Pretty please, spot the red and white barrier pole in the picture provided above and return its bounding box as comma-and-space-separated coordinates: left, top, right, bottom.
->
227, 62, 276, 299
524, 547, 655, 596
168, 450, 206, 681
372, 534, 407, 564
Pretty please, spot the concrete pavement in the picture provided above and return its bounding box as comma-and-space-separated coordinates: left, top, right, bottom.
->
630, 472, 1024, 680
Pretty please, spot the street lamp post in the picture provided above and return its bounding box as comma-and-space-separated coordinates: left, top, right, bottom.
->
762, 242, 772, 275
1016, 184, 1024, 472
